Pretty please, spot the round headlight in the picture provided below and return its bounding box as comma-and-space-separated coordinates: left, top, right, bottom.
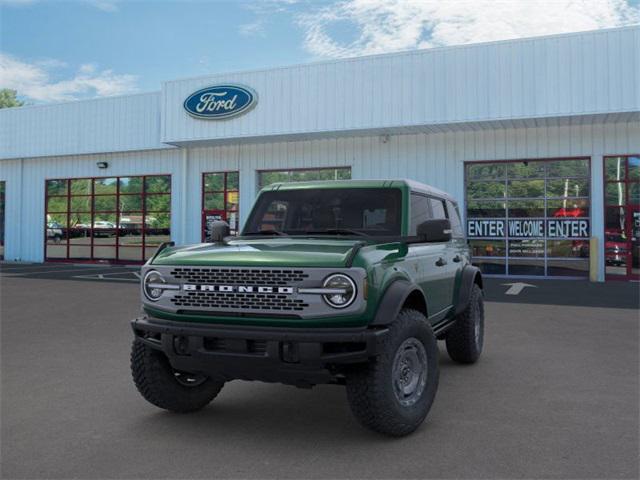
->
143, 270, 165, 301
322, 274, 356, 309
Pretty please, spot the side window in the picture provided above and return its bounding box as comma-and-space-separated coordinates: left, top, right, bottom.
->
446, 200, 464, 238
429, 198, 447, 220
409, 193, 431, 235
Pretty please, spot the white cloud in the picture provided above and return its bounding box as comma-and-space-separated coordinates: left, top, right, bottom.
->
298, 0, 640, 58
0, 53, 138, 102
239, 19, 266, 36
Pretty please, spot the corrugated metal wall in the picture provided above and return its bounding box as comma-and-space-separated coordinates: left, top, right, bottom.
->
0, 92, 168, 160
2, 120, 638, 280
162, 27, 639, 144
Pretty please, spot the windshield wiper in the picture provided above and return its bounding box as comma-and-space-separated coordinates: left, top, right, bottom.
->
243, 229, 289, 236
305, 228, 369, 237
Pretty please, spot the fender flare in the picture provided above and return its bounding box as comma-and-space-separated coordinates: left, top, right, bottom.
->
370, 279, 427, 326
454, 265, 483, 315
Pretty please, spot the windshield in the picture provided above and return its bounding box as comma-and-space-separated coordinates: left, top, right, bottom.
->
243, 188, 403, 237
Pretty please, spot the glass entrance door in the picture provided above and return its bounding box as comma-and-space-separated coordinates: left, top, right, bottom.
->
604, 156, 639, 280
202, 171, 239, 240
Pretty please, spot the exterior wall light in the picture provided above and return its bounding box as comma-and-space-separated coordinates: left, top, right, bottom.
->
96, 162, 109, 169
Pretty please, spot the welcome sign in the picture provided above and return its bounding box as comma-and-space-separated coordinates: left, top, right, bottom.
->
184, 84, 257, 119
467, 219, 590, 238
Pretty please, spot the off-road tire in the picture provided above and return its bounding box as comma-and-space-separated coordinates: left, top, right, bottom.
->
131, 340, 224, 413
345, 309, 439, 436
445, 283, 484, 364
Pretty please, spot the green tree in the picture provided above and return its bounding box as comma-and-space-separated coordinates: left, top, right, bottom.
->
0, 89, 24, 109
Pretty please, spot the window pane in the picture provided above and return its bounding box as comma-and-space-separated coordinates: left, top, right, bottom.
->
93, 245, 116, 260
473, 258, 506, 275
119, 194, 143, 212
145, 175, 170, 193
204, 173, 224, 191
94, 178, 117, 194
119, 247, 143, 261
629, 156, 640, 181
547, 179, 589, 197
466, 200, 505, 218
69, 213, 91, 229
336, 168, 351, 180
94, 195, 117, 212
506, 161, 545, 179
46, 221, 66, 244
46, 213, 68, 228
605, 183, 625, 205
547, 159, 589, 178
469, 240, 506, 256
47, 196, 68, 213
466, 163, 505, 181
605, 157, 626, 181
69, 245, 91, 259
409, 194, 430, 235
204, 193, 224, 210
118, 214, 144, 241
446, 201, 464, 237
547, 199, 589, 218
466, 181, 505, 199
547, 240, 589, 258
259, 171, 289, 188
507, 200, 545, 217
547, 260, 589, 277
46, 243, 68, 258
507, 259, 545, 276
227, 172, 239, 190
508, 240, 545, 257
119, 177, 143, 194
507, 179, 545, 198
145, 194, 170, 212
47, 179, 67, 196
629, 183, 639, 205
605, 207, 626, 232
70, 179, 91, 195
429, 198, 446, 220
145, 214, 171, 246
70, 196, 91, 212
68, 225, 91, 244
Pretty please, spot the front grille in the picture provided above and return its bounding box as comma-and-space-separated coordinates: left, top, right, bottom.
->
203, 337, 267, 356
171, 291, 309, 311
170, 267, 309, 286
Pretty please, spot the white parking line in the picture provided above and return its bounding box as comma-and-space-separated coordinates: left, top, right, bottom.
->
72, 271, 139, 282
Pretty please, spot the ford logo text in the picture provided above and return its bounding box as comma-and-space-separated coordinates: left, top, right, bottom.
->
183, 85, 257, 120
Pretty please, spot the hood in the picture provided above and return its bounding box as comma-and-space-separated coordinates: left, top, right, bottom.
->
150, 238, 365, 268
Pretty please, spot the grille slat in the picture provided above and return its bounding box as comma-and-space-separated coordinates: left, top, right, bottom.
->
168, 267, 311, 312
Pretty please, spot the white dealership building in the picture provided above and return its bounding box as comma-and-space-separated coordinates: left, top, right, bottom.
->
0, 26, 638, 281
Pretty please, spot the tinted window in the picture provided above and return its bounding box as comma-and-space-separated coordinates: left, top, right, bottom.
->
446, 200, 464, 237
409, 194, 430, 235
430, 198, 447, 220
244, 188, 402, 236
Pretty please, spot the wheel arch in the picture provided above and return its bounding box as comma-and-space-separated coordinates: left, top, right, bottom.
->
454, 265, 483, 316
370, 279, 428, 326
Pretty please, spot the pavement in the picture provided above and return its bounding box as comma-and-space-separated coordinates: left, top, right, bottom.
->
1, 263, 639, 479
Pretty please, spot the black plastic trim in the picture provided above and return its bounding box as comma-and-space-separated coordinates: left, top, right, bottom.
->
370, 279, 426, 326
454, 265, 483, 315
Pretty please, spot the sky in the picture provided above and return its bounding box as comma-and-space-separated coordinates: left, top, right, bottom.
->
1, 0, 639, 104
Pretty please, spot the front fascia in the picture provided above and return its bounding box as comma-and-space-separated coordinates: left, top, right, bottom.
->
141, 265, 369, 327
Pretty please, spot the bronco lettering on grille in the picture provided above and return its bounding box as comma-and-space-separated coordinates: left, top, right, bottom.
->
183, 284, 295, 294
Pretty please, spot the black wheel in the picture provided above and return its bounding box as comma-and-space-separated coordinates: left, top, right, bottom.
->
445, 283, 484, 364
345, 309, 439, 436
131, 340, 224, 413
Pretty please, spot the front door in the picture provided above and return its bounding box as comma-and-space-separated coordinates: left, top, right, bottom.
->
202, 171, 240, 241
604, 156, 639, 280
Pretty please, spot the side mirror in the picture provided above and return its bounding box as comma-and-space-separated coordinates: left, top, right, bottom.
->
416, 219, 452, 243
208, 220, 230, 243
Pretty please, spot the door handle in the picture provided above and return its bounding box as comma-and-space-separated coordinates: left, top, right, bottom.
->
435, 257, 447, 267
453, 255, 462, 263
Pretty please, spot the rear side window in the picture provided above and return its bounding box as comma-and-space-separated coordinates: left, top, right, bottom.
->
429, 198, 447, 220
409, 194, 431, 235
446, 200, 464, 238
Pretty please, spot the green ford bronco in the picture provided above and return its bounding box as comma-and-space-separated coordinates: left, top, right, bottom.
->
130, 179, 484, 436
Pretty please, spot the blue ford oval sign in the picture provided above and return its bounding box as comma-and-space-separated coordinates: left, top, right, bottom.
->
183, 84, 257, 120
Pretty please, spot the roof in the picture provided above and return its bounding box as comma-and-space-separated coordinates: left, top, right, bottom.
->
261, 179, 456, 201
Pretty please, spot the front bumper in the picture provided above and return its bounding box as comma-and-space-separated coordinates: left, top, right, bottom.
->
131, 316, 388, 386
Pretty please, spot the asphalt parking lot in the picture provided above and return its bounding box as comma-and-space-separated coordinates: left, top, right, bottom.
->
1, 263, 639, 479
